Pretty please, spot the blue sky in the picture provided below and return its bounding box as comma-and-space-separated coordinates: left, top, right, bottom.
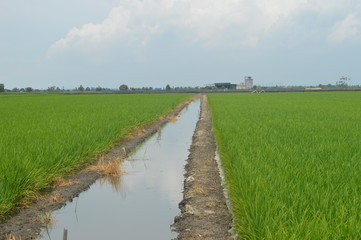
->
1, 0, 360, 89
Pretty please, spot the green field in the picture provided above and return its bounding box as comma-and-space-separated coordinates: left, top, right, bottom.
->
208, 92, 361, 239
0, 93, 192, 219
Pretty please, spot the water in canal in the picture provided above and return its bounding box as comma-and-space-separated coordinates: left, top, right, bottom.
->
39, 99, 200, 240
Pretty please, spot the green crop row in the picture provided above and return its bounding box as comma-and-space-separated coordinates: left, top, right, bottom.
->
0, 93, 192, 219
208, 92, 361, 239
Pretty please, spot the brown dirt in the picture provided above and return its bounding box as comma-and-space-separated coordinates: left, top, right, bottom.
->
172, 95, 233, 239
0, 96, 197, 240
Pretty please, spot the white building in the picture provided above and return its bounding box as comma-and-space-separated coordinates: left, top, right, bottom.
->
237, 76, 254, 89
245, 76, 253, 89
236, 82, 244, 89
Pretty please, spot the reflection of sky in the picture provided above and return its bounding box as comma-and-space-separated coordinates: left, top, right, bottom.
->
39, 99, 200, 240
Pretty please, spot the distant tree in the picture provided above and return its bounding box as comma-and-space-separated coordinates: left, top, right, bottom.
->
85, 87, 91, 91
47, 86, 56, 91
78, 85, 85, 91
0, 83, 4, 92
56, 87, 61, 92
95, 86, 102, 91
25, 87, 33, 92
119, 84, 129, 91
336, 76, 350, 88
12, 88, 19, 92
166, 84, 171, 91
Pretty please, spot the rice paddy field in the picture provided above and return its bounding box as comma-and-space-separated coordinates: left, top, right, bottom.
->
0, 93, 192, 220
208, 92, 361, 240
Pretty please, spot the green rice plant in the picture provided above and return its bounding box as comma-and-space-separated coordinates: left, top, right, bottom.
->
208, 92, 361, 239
0, 93, 192, 219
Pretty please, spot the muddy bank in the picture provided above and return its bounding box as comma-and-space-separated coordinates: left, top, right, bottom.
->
173, 96, 232, 239
0, 97, 197, 240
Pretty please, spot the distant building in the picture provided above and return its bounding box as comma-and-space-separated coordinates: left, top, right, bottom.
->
245, 76, 253, 89
214, 82, 237, 89
237, 76, 254, 89
237, 82, 245, 89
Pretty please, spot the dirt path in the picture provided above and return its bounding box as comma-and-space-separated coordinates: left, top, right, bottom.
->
0, 97, 196, 240
173, 95, 233, 239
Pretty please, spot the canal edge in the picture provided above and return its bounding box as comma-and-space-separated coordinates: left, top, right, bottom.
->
173, 95, 233, 239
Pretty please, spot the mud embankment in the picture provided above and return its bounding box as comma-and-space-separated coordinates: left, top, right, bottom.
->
173, 96, 232, 239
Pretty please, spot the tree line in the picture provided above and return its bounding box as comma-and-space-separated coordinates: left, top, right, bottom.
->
0, 83, 195, 93
1, 76, 357, 93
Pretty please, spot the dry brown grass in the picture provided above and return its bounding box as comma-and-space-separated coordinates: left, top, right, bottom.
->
53, 177, 79, 188
160, 114, 180, 123
205, 197, 218, 208
189, 232, 211, 239
199, 162, 214, 171
88, 156, 124, 176
192, 185, 207, 195
167, 115, 179, 123
5, 233, 21, 240
98, 174, 126, 192
37, 211, 54, 228
48, 192, 63, 203
129, 128, 147, 138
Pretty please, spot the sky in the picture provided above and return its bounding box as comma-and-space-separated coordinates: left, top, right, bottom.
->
1, 0, 361, 89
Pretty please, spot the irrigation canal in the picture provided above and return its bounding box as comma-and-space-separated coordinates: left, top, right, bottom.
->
39, 99, 201, 240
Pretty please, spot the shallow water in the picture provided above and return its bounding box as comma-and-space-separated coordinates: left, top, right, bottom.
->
39, 99, 200, 240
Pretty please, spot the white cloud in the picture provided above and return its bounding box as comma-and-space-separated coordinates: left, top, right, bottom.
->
328, 14, 361, 43
48, 0, 310, 55
306, 0, 352, 14
47, 0, 361, 56
47, 2, 161, 57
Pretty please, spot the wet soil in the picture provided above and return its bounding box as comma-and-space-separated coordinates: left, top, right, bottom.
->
0, 97, 197, 240
172, 95, 233, 239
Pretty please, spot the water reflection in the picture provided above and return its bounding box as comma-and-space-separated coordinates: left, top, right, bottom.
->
38, 99, 200, 240
99, 175, 122, 193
